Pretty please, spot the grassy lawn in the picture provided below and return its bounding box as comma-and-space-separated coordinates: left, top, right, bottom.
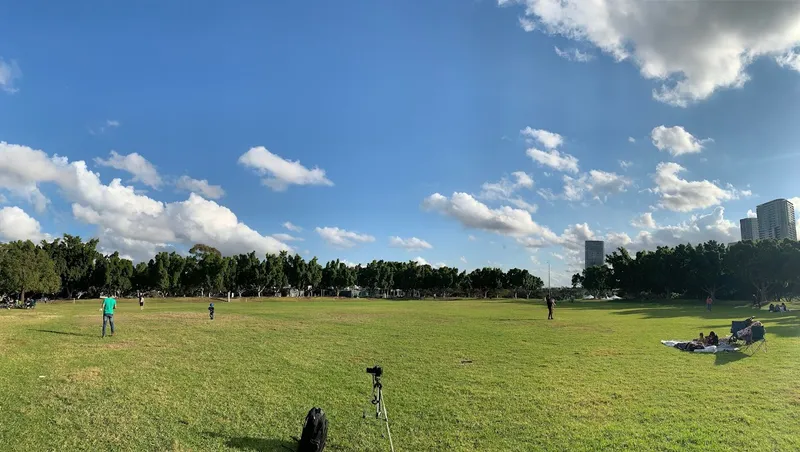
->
0, 297, 798, 451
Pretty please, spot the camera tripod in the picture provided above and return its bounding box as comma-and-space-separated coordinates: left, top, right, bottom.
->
365, 372, 394, 452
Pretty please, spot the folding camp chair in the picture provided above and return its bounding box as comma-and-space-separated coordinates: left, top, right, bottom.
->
741, 325, 767, 354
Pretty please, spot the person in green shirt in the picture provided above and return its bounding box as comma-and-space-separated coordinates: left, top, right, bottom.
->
101, 296, 117, 338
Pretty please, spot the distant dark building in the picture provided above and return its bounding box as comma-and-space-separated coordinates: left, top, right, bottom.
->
739, 217, 759, 241
584, 240, 605, 269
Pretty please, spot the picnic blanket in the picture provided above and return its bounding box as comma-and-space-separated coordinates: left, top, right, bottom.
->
661, 340, 739, 353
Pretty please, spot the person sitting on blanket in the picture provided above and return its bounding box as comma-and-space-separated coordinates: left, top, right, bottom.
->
705, 331, 719, 346
696, 332, 705, 344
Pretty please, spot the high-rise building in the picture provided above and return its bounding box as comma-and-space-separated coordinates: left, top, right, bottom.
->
739, 218, 759, 241
756, 198, 797, 241
585, 240, 605, 269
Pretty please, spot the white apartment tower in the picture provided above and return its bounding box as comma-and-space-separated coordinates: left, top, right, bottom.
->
739, 218, 759, 241
756, 198, 797, 241
584, 240, 605, 269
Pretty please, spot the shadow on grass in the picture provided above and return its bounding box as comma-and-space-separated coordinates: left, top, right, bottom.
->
714, 352, 749, 366
205, 432, 295, 451
31, 329, 94, 337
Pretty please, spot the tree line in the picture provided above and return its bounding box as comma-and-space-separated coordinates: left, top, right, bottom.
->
0, 235, 546, 301
573, 239, 800, 302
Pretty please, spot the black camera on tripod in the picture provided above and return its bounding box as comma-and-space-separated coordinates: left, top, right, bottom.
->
366, 366, 383, 377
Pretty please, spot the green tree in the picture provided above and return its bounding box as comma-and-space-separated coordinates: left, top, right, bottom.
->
0, 241, 61, 302
306, 257, 323, 296
41, 234, 99, 299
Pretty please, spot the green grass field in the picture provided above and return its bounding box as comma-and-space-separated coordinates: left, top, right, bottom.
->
0, 298, 798, 451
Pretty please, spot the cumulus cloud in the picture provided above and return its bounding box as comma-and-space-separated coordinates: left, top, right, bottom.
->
176, 176, 225, 200
95, 151, 163, 189
238, 146, 333, 191
631, 212, 657, 229
521, 127, 563, 149
315, 227, 375, 248
628, 137, 636, 143
283, 221, 302, 232
479, 171, 537, 213
0, 58, 21, 93
747, 209, 757, 219
619, 160, 632, 170
389, 236, 432, 250
623, 207, 740, 251
554, 46, 594, 62
501, 0, 800, 106
0, 141, 293, 259
653, 162, 747, 212
651, 126, 710, 156
526, 148, 580, 174
0, 206, 49, 241
422, 192, 559, 240
544, 170, 632, 202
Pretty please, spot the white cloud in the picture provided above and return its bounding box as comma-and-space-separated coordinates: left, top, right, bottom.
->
631, 212, 657, 229
550, 252, 565, 260
0, 58, 21, 93
521, 127, 563, 149
422, 192, 559, 240
389, 236, 432, 250
238, 146, 333, 191
272, 233, 303, 242
468, 235, 477, 241
0, 141, 294, 259
651, 126, 710, 156
502, 0, 800, 107
547, 170, 632, 202
526, 148, 580, 174
626, 207, 740, 251
283, 221, 302, 232
106, 120, 120, 128
95, 151, 163, 189
412, 256, 445, 268
90, 120, 121, 135
460, 256, 468, 264
479, 171, 537, 213
554, 46, 594, 62
176, 176, 225, 200
519, 17, 536, 32
530, 255, 541, 265
747, 209, 757, 219
315, 227, 375, 248
628, 137, 636, 143
619, 160, 632, 170
0, 206, 49, 241
342, 259, 359, 268
653, 162, 747, 212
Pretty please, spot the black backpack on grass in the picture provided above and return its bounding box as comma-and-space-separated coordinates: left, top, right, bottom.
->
298, 407, 328, 452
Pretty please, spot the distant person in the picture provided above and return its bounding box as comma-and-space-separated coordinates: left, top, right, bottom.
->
208, 302, 215, 320
781, 303, 789, 312
138, 293, 145, 310
706, 296, 713, 312
547, 296, 555, 320
769, 304, 775, 312
697, 332, 705, 344
708, 331, 719, 346
101, 296, 117, 338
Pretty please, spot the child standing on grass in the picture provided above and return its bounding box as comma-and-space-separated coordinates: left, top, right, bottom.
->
208, 302, 215, 320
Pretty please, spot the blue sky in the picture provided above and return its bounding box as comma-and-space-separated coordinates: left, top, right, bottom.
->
1, 0, 800, 285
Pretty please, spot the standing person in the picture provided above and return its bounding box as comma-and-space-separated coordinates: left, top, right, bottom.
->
101, 295, 117, 338
706, 296, 713, 312
547, 296, 555, 320
208, 302, 215, 320
138, 293, 145, 311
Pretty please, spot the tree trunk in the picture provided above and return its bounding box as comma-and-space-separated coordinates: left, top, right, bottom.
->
21, 288, 25, 303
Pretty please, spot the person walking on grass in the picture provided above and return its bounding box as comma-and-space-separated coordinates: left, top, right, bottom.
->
101, 295, 117, 338
208, 302, 215, 320
547, 296, 555, 320
138, 292, 145, 310
706, 295, 713, 312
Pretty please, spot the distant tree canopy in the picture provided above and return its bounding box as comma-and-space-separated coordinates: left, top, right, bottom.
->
573, 239, 800, 301
0, 235, 547, 300
7, 235, 798, 302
